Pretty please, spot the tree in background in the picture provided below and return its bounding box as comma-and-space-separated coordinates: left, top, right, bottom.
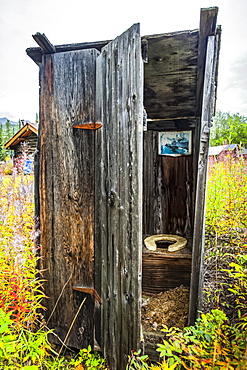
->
4, 119, 12, 143
0, 119, 20, 160
210, 111, 247, 147
0, 124, 6, 160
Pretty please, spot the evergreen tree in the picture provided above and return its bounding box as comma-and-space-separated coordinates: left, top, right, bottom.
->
0, 123, 6, 160
4, 119, 12, 143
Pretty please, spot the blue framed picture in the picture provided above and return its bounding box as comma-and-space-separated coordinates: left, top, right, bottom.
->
158, 131, 192, 156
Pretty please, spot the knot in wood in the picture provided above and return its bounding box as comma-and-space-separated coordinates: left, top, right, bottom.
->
108, 190, 116, 206
125, 293, 134, 302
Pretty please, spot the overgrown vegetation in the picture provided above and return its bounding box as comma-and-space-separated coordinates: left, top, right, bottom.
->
0, 167, 109, 369
0, 152, 246, 369
210, 111, 247, 147
153, 158, 247, 369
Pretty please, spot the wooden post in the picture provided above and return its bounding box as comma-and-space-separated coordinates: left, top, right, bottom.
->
38, 48, 99, 348
189, 32, 219, 324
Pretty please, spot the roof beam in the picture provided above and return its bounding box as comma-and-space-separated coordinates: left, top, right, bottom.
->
26, 39, 110, 65
32, 33, 56, 53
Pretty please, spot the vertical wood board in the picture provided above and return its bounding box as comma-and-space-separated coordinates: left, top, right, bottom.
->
189, 35, 219, 324
39, 48, 99, 348
95, 24, 143, 370
195, 7, 218, 117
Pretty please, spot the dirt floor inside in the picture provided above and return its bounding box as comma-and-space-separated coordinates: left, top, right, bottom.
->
141, 285, 190, 333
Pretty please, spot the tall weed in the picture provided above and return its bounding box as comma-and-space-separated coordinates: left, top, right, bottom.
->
155, 159, 247, 369
0, 172, 49, 368
0, 173, 43, 326
0, 169, 109, 369
206, 158, 247, 241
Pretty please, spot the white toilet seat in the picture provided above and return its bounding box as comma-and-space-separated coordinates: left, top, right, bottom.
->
144, 234, 187, 252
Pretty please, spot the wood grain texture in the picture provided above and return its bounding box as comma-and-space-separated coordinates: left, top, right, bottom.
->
27, 30, 198, 121
189, 35, 219, 325
95, 24, 143, 370
196, 7, 218, 117
144, 30, 198, 119
39, 48, 99, 348
142, 249, 192, 294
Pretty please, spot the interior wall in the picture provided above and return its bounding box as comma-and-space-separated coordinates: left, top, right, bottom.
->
142, 129, 194, 249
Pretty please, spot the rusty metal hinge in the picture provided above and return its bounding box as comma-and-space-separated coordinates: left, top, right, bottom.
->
73, 286, 102, 304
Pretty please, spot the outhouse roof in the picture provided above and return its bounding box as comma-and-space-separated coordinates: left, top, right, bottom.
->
26, 8, 221, 122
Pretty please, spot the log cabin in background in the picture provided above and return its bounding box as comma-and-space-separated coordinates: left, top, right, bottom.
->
26, 7, 221, 369
4, 122, 38, 173
4, 122, 38, 158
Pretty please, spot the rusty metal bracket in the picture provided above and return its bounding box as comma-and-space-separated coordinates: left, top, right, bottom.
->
73, 286, 102, 304
73, 122, 102, 130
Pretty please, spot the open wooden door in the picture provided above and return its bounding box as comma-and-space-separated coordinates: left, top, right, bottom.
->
94, 24, 143, 370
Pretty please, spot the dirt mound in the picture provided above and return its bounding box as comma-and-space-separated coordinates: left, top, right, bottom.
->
141, 285, 190, 332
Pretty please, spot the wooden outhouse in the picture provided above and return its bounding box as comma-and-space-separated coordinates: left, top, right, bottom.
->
27, 7, 220, 369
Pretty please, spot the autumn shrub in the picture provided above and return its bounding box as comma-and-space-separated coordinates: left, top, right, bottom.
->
206, 157, 247, 241
0, 174, 42, 324
156, 254, 247, 369
0, 158, 13, 175
157, 309, 247, 369
0, 171, 110, 369
204, 158, 247, 313
0, 172, 50, 368
153, 159, 247, 370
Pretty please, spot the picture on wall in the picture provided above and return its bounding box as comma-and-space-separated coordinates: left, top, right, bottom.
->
158, 131, 192, 156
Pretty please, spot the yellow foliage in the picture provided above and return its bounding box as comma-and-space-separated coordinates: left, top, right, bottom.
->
151, 361, 179, 369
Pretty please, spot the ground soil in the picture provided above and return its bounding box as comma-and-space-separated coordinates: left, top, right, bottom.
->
141, 285, 190, 333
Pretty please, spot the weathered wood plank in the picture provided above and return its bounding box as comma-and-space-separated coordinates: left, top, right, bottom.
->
142, 251, 192, 294
213, 26, 222, 115
188, 8, 219, 325
144, 30, 198, 119
195, 7, 218, 117
27, 40, 110, 65
147, 118, 196, 131
32, 32, 56, 53
39, 48, 99, 348
95, 24, 143, 370
27, 30, 199, 121
189, 35, 219, 325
